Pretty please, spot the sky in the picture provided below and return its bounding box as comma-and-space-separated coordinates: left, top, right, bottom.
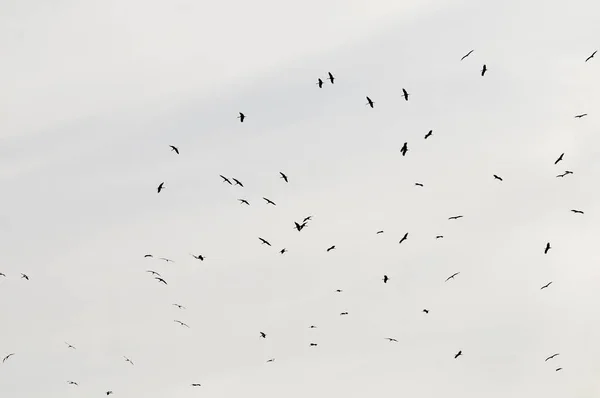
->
1, 0, 599, 396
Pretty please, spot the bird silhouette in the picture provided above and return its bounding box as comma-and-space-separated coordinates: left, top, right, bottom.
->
445, 272, 460, 282
3, 353, 15, 363
317, 78, 324, 88
335, 289, 343, 293
258, 237, 271, 246
124, 356, 134, 365
556, 171, 573, 178
146, 270, 160, 276
191, 384, 202, 387
159, 257, 174, 263
191, 254, 205, 261
481, 64, 487, 76
237, 112, 245, 122
220, 175, 232, 185
155, 277, 168, 285
232, 178, 244, 187
400, 142, 408, 156
415, 182, 424, 187
574, 113, 588, 118
376, 230, 384, 234
328, 72, 335, 84
263, 197, 276, 206
157, 182, 165, 193
570, 209, 584, 214
67, 381, 78, 386
435, 235, 444, 239
65, 342, 76, 349
279, 248, 287, 254
585, 50, 597, 62
260, 332, 266, 338
303, 216, 312, 223
493, 174, 503, 181
545, 353, 559, 361
555, 367, 563, 371
544, 242, 551, 254
280, 172, 288, 182
448, 215, 463, 220
21, 273, 29, 280
540, 282, 553, 290
461, 50, 474, 60
172, 304, 185, 309
454, 350, 462, 359
266, 358, 275, 363
399, 232, 409, 244
382, 275, 389, 283
326, 245, 336, 252
402, 88, 410, 101
554, 153, 564, 164
309, 325, 317, 329
424, 130, 433, 139
0, 272, 6, 277
385, 338, 398, 342
238, 199, 250, 205
294, 221, 307, 231
106, 392, 113, 396
310, 343, 318, 347
174, 320, 190, 328
340, 312, 348, 316
144, 254, 153, 258
422, 309, 429, 314
169, 145, 179, 154
366, 96, 374, 108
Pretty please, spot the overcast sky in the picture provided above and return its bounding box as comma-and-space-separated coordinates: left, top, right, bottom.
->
1, 0, 599, 397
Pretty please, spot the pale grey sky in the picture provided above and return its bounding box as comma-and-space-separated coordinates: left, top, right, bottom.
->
1, 0, 599, 397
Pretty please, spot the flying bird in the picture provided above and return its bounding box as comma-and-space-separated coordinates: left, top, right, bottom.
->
294, 221, 307, 231
0, 272, 5, 277
159, 257, 174, 263
556, 170, 573, 178
303, 216, 312, 223
424, 130, 433, 139
174, 320, 190, 328
545, 353, 559, 361
124, 356, 134, 365
340, 312, 348, 316
144, 254, 153, 258
220, 175, 232, 185
571, 209, 584, 214
402, 88, 410, 101
445, 272, 460, 282
146, 270, 160, 276
574, 113, 588, 118
260, 332, 266, 338
157, 182, 165, 193
263, 197, 276, 206
540, 282, 553, 290
366, 96, 374, 108
435, 235, 444, 239
172, 304, 185, 309
155, 277, 168, 285
237, 112, 245, 122
279, 248, 287, 254
3, 353, 15, 363
232, 178, 244, 187
20, 273, 29, 280
493, 174, 503, 181
328, 72, 335, 84
67, 381, 78, 386
106, 392, 113, 396
376, 230, 384, 234
544, 242, 551, 254
266, 358, 275, 363
461, 50, 474, 60
454, 350, 462, 359
191, 254, 205, 261
279, 172, 288, 182
335, 289, 343, 293
169, 145, 179, 154
385, 338, 398, 342
327, 245, 336, 252
191, 384, 202, 387
555, 367, 563, 371
400, 142, 408, 156
259, 237, 271, 246
310, 343, 318, 347
238, 199, 250, 205
585, 50, 597, 62
317, 78, 324, 88
65, 342, 76, 349
399, 232, 409, 244
448, 215, 463, 220
382, 275, 389, 283
309, 325, 317, 329
481, 64, 487, 76
554, 153, 564, 165
422, 309, 429, 314
415, 182, 424, 187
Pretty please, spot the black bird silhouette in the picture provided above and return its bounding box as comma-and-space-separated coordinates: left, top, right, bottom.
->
67, 381, 78, 386
424, 130, 433, 139
399, 232, 409, 244
159, 257, 174, 263
385, 338, 398, 342
155, 277, 167, 285
554, 153, 564, 164
571, 209, 584, 214
328, 72, 335, 84
191, 254, 205, 261
422, 309, 429, 314
461, 50, 474, 60
540, 282, 553, 290
545, 353, 559, 361
169, 145, 179, 154
310, 343, 318, 347
144, 254, 153, 258
279, 248, 287, 254
238, 199, 250, 205
21, 273, 29, 280
172, 304, 185, 309
448, 215, 463, 220
556, 170, 573, 178
3, 353, 15, 362
106, 392, 113, 395
366, 96, 374, 108
191, 384, 202, 387
157, 182, 165, 193
340, 312, 348, 316
317, 78, 324, 88
232, 178, 244, 187
266, 358, 275, 363
376, 230, 384, 234
544, 242, 551, 254
263, 197, 276, 206
445, 272, 460, 282
237, 112, 245, 122
146, 270, 160, 276
435, 235, 444, 239
124, 356, 134, 365
280, 172, 288, 182
335, 289, 343, 293
260, 332, 266, 338
0, 272, 5, 277
574, 113, 588, 118
220, 175, 232, 185
415, 182, 424, 187
174, 320, 190, 328
294, 221, 307, 231
382, 275, 389, 283
402, 88, 410, 101
65, 342, 76, 349
259, 237, 271, 246
481, 64, 487, 76
303, 216, 312, 223
585, 50, 597, 62
454, 350, 462, 359
555, 367, 563, 372
326, 245, 336, 252
309, 325, 317, 329
400, 142, 408, 156
493, 174, 503, 181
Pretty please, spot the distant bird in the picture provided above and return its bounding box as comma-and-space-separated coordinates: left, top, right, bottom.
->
124, 356, 134, 365
540, 282, 553, 290
263, 197, 276, 206
366, 96, 375, 108
65, 342, 76, 349
106, 392, 113, 396
169, 145, 179, 154
402, 88, 410, 101
0, 272, 5, 277
445, 272, 460, 282
555, 367, 563, 371
422, 309, 429, 314
157, 182, 165, 193
385, 338, 398, 342
3, 353, 15, 363
144, 254, 153, 258
574, 113, 588, 118
328, 72, 335, 84
340, 312, 348, 316
376, 230, 384, 234
554, 153, 564, 165
309, 325, 317, 329
461, 50, 474, 60
155, 277, 167, 285
415, 182, 424, 187
382, 275, 389, 283
571, 209, 584, 214
237, 112, 245, 122
454, 350, 462, 359
266, 358, 275, 363
280, 248, 287, 254
585, 50, 597, 62
544, 242, 551, 254
335, 289, 343, 293
435, 235, 444, 239
448, 215, 463, 220
556, 170, 573, 178
67, 381, 78, 386
400, 142, 408, 156
545, 353, 559, 361
310, 343, 318, 347
191, 384, 202, 387
481, 64, 487, 76
220, 175, 232, 185
317, 78, 324, 88
159, 257, 174, 263
493, 174, 503, 181
259, 237, 271, 246
191, 254, 205, 261
232, 178, 244, 187
174, 320, 190, 328
399, 232, 409, 244
303, 216, 312, 222
146, 270, 160, 276
20, 273, 29, 280
260, 332, 266, 338
280, 172, 288, 182
327, 245, 336, 252
172, 304, 185, 309
424, 130, 433, 139
294, 221, 307, 231
238, 199, 250, 205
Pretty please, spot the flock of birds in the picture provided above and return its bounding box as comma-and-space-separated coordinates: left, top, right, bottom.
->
1, 47, 597, 395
